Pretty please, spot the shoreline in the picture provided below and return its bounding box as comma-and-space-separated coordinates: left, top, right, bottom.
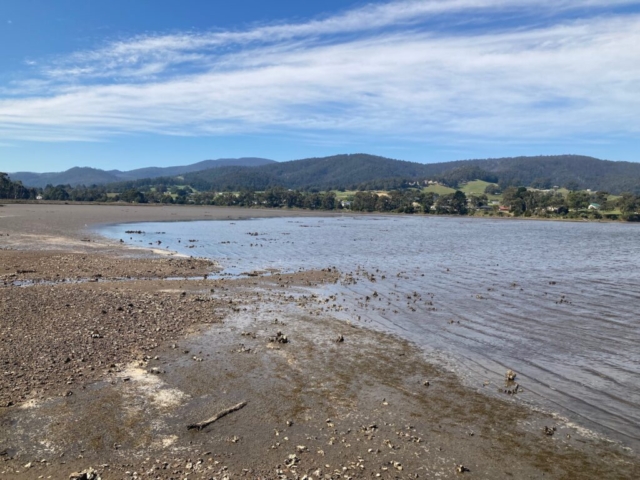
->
1, 203, 638, 479
2, 199, 637, 226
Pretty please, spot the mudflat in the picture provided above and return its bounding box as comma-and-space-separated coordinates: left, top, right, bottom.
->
0, 203, 638, 479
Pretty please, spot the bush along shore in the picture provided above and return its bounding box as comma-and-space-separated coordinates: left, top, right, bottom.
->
2, 170, 639, 221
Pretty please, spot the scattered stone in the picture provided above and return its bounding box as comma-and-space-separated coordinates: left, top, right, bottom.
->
284, 454, 299, 468
69, 467, 100, 480
269, 331, 288, 344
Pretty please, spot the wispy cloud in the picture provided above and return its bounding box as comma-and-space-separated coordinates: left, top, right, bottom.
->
0, 0, 639, 145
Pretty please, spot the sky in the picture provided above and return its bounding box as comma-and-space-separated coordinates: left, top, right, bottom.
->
1, 0, 639, 173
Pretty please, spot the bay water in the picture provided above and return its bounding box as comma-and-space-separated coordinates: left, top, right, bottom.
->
98, 215, 640, 449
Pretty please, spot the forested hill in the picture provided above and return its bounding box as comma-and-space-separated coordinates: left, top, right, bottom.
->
10, 167, 121, 189
114, 157, 274, 181
457, 155, 640, 193
9, 153, 640, 193
169, 154, 640, 194
182, 154, 448, 191
9, 157, 275, 188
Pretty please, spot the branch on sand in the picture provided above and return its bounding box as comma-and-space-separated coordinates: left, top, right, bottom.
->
187, 401, 247, 431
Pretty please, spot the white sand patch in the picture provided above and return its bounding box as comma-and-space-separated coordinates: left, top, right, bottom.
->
118, 365, 188, 410
18, 398, 43, 409
159, 435, 178, 448
149, 248, 189, 258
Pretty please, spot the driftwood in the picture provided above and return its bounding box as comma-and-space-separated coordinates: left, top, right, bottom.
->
187, 401, 247, 431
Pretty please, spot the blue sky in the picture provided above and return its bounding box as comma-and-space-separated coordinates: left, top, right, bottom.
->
1, 0, 639, 172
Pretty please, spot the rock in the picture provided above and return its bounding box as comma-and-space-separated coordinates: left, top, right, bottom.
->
69, 467, 100, 480
505, 369, 516, 381
269, 331, 288, 344
456, 464, 469, 473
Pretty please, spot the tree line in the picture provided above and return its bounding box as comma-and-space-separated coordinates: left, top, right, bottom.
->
0, 173, 38, 200
3, 175, 640, 221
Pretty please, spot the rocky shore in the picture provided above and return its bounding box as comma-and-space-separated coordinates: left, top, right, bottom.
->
0, 203, 638, 479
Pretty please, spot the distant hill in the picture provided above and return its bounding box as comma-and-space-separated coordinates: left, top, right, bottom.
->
9, 153, 640, 193
174, 154, 640, 194
9, 157, 275, 188
112, 157, 275, 181
458, 155, 640, 193
180, 154, 442, 191
9, 167, 122, 188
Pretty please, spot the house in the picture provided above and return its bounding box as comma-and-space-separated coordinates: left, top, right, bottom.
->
490, 200, 500, 206
588, 203, 601, 210
36, 195, 43, 200
341, 200, 352, 208
499, 205, 510, 212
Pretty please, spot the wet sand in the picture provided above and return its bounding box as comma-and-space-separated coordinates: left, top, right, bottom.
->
0, 203, 638, 479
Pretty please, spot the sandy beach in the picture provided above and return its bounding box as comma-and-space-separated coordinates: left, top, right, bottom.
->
0, 203, 638, 479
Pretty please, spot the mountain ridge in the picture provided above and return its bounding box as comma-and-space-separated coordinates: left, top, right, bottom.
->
173, 153, 640, 194
8, 157, 275, 188
7, 153, 640, 194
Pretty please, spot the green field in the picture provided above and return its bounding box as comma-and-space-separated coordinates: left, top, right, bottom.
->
422, 184, 456, 195
460, 180, 492, 195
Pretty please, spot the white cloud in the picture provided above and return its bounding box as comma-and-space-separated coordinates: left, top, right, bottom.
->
0, 0, 639, 145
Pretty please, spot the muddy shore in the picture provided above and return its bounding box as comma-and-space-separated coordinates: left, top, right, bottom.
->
0, 203, 638, 479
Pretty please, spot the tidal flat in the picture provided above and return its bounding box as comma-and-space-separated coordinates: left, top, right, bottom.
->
0, 203, 638, 479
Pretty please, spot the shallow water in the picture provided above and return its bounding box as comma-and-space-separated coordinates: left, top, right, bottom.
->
98, 215, 640, 448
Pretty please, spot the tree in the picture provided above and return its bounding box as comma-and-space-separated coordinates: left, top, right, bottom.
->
120, 189, 147, 203
564, 181, 580, 192
530, 177, 552, 189
43, 185, 70, 201
435, 191, 468, 215
418, 191, 436, 213
352, 192, 378, 212
618, 193, 639, 214
567, 191, 590, 210
484, 184, 501, 195
0, 173, 33, 199
321, 191, 336, 210
468, 194, 488, 209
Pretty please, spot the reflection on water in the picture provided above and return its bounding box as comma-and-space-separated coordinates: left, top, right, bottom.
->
98, 215, 640, 448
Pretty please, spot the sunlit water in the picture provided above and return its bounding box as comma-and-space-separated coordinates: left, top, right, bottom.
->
97, 215, 640, 448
